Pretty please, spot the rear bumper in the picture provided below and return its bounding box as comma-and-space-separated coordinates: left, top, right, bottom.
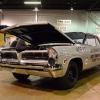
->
0, 63, 63, 78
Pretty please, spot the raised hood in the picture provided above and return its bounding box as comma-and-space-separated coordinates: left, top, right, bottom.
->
2, 22, 74, 46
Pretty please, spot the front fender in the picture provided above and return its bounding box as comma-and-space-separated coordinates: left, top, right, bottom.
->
57, 55, 83, 77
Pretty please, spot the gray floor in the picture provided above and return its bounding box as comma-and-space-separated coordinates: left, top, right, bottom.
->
0, 66, 100, 100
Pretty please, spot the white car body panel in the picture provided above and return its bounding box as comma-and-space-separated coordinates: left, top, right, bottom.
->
0, 23, 100, 81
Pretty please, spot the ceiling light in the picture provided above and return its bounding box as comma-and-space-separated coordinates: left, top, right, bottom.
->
24, 1, 41, 4
33, 7, 39, 11
71, 7, 73, 10
0, 9, 2, 12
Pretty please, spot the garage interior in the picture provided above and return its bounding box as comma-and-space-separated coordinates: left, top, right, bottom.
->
0, 0, 100, 100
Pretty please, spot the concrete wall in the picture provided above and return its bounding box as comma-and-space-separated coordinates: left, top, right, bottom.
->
0, 10, 100, 34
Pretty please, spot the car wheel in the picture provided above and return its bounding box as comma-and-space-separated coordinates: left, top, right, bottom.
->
12, 73, 30, 80
59, 61, 78, 89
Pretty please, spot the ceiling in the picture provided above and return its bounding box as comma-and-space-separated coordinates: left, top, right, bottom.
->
0, 0, 100, 11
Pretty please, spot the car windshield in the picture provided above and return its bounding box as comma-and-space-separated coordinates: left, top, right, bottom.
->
65, 32, 85, 44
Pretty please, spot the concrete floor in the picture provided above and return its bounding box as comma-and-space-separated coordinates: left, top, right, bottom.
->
0, 67, 100, 100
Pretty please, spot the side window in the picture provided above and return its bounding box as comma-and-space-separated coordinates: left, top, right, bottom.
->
95, 37, 100, 45
85, 35, 96, 46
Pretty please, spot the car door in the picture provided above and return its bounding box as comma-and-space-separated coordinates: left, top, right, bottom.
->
84, 34, 100, 68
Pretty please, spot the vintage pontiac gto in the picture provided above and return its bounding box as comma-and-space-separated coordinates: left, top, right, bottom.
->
0, 22, 100, 89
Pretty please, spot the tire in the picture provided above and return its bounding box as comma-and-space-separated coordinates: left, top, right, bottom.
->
59, 61, 78, 89
12, 73, 30, 80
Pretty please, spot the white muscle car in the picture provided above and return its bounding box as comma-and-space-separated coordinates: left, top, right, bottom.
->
0, 22, 100, 89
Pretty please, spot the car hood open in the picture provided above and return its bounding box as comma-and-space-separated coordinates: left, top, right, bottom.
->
2, 22, 75, 46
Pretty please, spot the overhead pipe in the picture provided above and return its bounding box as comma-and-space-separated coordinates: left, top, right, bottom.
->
86, 12, 89, 32
87, 0, 100, 11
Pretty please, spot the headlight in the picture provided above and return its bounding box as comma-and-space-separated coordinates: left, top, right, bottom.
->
48, 48, 58, 59
47, 48, 58, 66
48, 58, 55, 66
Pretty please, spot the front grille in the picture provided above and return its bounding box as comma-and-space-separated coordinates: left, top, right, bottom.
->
22, 52, 48, 60
1, 52, 17, 59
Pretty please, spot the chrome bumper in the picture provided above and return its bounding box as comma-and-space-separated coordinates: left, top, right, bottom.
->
0, 63, 63, 78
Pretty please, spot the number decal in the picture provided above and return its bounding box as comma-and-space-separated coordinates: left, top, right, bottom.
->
76, 47, 86, 53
